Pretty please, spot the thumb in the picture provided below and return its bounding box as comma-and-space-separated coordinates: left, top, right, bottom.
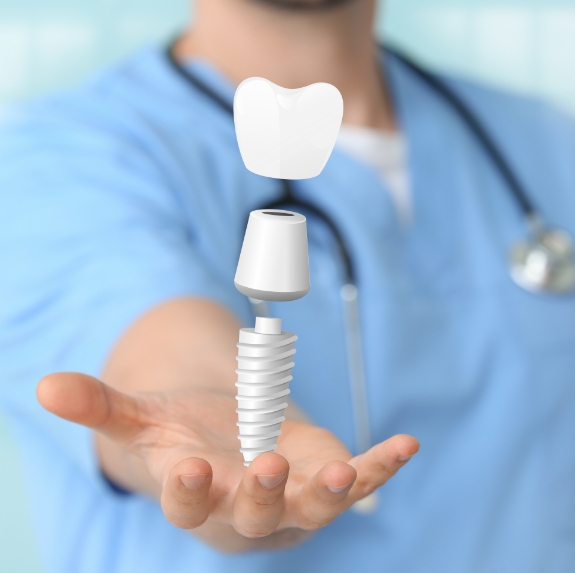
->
37, 372, 144, 444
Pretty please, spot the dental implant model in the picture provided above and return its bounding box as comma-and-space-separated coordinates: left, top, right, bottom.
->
233, 76, 343, 465
234, 210, 309, 465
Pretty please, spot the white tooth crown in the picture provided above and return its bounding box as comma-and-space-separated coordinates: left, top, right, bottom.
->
236, 318, 297, 466
234, 78, 343, 179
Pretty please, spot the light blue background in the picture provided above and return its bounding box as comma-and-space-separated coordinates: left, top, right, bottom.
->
1, 1, 575, 571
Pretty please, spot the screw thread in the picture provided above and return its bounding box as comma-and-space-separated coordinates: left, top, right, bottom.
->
236, 322, 297, 466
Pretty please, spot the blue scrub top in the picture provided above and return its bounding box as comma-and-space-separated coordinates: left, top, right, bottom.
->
1, 46, 575, 573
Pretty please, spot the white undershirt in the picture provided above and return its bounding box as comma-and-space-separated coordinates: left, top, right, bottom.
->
336, 124, 411, 226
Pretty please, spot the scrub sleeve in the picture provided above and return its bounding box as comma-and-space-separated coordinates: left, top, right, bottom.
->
0, 101, 242, 494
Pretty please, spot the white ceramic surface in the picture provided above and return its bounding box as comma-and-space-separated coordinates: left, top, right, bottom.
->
234, 77, 343, 180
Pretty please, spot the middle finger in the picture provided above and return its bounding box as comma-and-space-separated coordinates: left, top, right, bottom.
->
232, 452, 290, 537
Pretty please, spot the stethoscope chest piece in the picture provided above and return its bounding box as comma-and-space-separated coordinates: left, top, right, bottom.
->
510, 227, 575, 294
352, 492, 379, 515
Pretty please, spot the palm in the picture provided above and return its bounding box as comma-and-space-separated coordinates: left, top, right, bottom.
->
130, 390, 352, 518
279, 422, 353, 490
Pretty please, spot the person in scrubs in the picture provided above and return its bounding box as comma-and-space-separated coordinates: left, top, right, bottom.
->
1, 0, 574, 571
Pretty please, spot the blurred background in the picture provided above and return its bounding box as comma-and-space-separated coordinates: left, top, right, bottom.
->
2, 0, 575, 112
1, 0, 575, 570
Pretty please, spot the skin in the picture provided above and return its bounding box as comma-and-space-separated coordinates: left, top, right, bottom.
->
251, 0, 359, 11
174, 0, 397, 130
37, 0, 418, 554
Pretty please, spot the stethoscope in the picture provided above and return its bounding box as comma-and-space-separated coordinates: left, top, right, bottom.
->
165, 41, 575, 513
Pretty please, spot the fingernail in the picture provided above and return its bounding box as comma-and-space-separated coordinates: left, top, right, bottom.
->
398, 455, 413, 463
256, 472, 286, 489
328, 482, 353, 494
180, 474, 208, 489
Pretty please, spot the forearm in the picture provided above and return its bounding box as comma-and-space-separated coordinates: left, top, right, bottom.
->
102, 298, 240, 395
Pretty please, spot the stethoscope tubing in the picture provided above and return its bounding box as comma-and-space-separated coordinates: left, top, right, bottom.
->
163, 39, 556, 460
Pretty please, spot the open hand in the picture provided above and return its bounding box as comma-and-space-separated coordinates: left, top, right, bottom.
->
37, 373, 419, 552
